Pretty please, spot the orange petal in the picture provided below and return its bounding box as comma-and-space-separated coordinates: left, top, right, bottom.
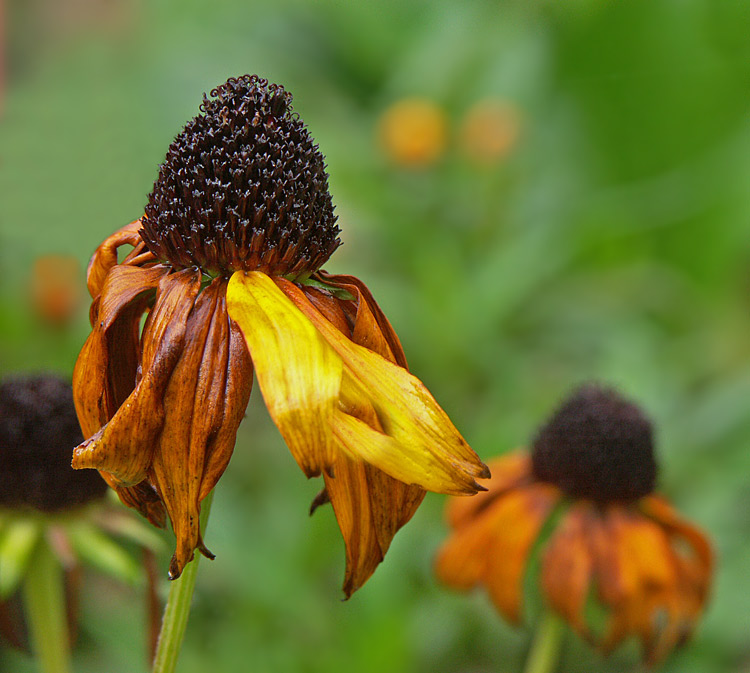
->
446, 452, 533, 530
483, 483, 559, 624
541, 502, 594, 636
73, 269, 201, 485
435, 492, 510, 591
73, 264, 167, 437
640, 495, 713, 599
85, 220, 144, 298
323, 453, 425, 597
593, 506, 681, 658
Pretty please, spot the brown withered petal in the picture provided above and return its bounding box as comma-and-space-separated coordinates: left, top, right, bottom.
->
85, 220, 150, 299
74, 269, 202, 485
74, 266, 252, 578
148, 278, 253, 578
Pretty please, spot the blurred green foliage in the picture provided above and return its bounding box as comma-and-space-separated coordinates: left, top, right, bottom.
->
2, 0, 750, 671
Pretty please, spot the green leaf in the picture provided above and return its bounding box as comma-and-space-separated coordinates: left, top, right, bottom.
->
66, 521, 142, 586
0, 518, 42, 598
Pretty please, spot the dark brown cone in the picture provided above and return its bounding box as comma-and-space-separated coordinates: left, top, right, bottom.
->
140, 75, 340, 278
531, 383, 658, 502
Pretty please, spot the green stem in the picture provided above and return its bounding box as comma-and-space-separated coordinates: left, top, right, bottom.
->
22, 534, 71, 673
151, 491, 214, 673
523, 609, 565, 673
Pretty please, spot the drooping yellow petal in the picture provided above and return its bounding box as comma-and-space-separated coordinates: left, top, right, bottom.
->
226, 271, 340, 476
279, 278, 489, 493
227, 271, 488, 494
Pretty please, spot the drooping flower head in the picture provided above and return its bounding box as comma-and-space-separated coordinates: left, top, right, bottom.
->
73, 75, 488, 590
436, 384, 713, 665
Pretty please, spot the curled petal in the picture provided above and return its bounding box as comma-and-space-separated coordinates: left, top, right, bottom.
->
591, 506, 689, 661
73, 269, 201, 485
149, 279, 253, 577
74, 264, 168, 438
276, 276, 489, 493
199, 314, 254, 501
86, 220, 145, 298
323, 454, 424, 597
640, 495, 713, 599
302, 281, 426, 595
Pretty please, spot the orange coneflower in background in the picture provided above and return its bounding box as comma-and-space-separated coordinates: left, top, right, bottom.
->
29, 255, 83, 327
436, 384, 713, 666
72, 75, 488, 593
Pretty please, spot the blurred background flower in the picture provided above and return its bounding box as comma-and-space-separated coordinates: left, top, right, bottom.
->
378, 98, 447, 167
436, 384, 713, 667
0, 375, 163, 672
29, 255, 83, 328
2, 0, 749, 671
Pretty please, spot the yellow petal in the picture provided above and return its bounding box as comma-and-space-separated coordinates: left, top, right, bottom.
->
280, 278, 488, 493
226, 271, 340, 476
229, 272, 487, 494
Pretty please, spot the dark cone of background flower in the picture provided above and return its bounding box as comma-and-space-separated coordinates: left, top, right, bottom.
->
531, 384, 658, 502
0, 376, 108, 512
140, 74, 341, 277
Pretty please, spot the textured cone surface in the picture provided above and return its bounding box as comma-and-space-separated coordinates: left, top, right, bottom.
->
531, 384, 658, 502
0, 375, 108, 512
141, 74, 340, 276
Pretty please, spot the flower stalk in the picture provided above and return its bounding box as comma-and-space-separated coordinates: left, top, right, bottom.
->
151, 490, 214, 673
22, 535, 71, 673
523, 610, 565, 673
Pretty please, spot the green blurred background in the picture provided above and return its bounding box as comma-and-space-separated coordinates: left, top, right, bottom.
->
2, 0, 750, 671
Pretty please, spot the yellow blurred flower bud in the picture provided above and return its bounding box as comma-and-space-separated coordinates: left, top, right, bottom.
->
378, 98, 447, 167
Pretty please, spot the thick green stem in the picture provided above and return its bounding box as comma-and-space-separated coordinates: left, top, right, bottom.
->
151, 491, 214, 673
523, 610, 565, 673
22, 535, 71, 673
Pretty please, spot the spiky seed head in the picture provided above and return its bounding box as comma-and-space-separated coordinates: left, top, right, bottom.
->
141, 75, 341, 277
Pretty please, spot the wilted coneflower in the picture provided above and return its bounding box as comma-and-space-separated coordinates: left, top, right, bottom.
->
72, 74, 489, 592
0, 375, 163, 671
436, 384, 713, 666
